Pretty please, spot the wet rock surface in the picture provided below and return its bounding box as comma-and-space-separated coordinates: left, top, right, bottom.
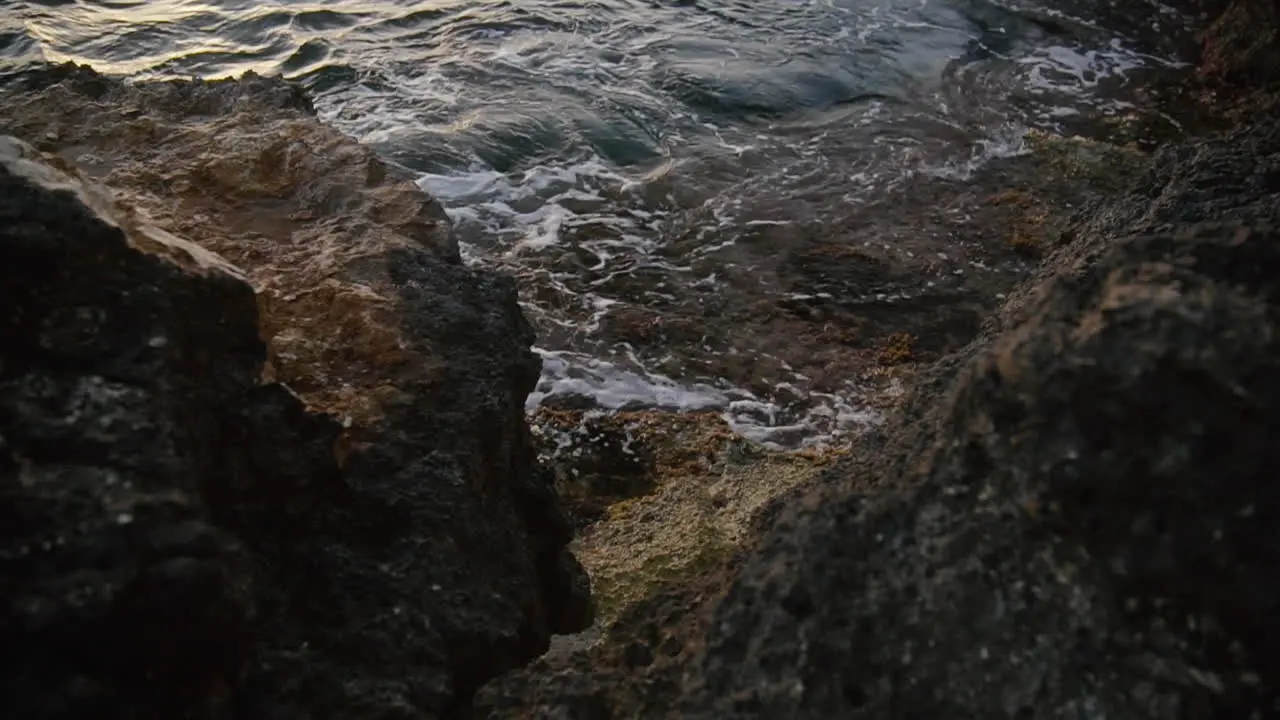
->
478, 411, 834, 719
523, 132, 1154, 446
476, 120, 1280, 720
683, 122, 1280, 719
5, 0, 1279, 717
1, 66, 589, 719
472, 3, 1280, 716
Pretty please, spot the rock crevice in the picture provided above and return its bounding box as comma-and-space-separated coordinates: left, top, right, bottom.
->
470, 1, 1280, 716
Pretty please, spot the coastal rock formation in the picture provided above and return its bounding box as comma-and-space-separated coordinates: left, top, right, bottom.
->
5, 0, 1279, 715
1200, 0, 1280, 89
473, 2, 1280, 712
0, 65, 589, 719
474, 126, 1280, 720
682, 121, 1280, 719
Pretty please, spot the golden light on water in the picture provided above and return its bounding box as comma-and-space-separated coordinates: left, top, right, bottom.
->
14, 0, 460, 79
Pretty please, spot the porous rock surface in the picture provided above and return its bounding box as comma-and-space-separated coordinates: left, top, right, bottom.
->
473, 60, 1280, 720
680, 122, 1280, 719
0, 65, 589, 719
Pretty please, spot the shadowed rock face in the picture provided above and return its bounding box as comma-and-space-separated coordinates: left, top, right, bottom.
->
1200, 0, 1280, 88
1, 135, 271, 720
0, 64, 590, 719
682, 122, 1280, 720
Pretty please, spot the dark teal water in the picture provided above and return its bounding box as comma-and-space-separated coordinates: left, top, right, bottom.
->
1, 0, 1197, 446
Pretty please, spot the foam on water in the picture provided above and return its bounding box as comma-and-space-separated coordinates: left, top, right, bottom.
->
4, 0, 1202, 449
530, 347, 889, 450
1014, 37, 1191, 123
529, 348, 727, 413
388, 29, 1182, 451
919, 125, 1031, 181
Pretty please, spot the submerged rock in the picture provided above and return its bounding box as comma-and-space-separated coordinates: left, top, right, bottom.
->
1, 65, 589, 719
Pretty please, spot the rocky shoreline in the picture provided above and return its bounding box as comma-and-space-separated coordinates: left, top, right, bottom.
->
2, 0, 1278, 717
480, 0, 1280, 716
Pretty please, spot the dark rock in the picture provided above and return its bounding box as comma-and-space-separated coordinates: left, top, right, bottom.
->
1, 72, 588, 719
1, 135, 263, 719
683, 122, 1280, 719
1200, 0, 1280, 89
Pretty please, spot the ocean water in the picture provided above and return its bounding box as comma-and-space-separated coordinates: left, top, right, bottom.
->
1, 0, 1197, 447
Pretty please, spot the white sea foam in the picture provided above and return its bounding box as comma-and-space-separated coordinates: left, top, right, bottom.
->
528, 349, 727, 412
301, 3, 1194, 451
919, 125, 1031, 180
1013, 37, 1190, 122
529, 348, 887, 450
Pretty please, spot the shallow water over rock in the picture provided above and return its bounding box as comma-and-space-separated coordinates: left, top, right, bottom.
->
3, 0, 1201, 446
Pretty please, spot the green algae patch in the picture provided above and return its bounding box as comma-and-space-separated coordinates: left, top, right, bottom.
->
553, 411, 837, 629
588, 521, 736, 625
1023, 130, 1150, 194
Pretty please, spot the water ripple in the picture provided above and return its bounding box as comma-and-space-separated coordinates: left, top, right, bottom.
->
3, 0, 1199, 447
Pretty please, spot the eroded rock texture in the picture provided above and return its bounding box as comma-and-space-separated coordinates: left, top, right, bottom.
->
470, 103, 1280, 720
1, 64, 589, 720
682, 122, 1280, 720
1, 135, 270, 720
